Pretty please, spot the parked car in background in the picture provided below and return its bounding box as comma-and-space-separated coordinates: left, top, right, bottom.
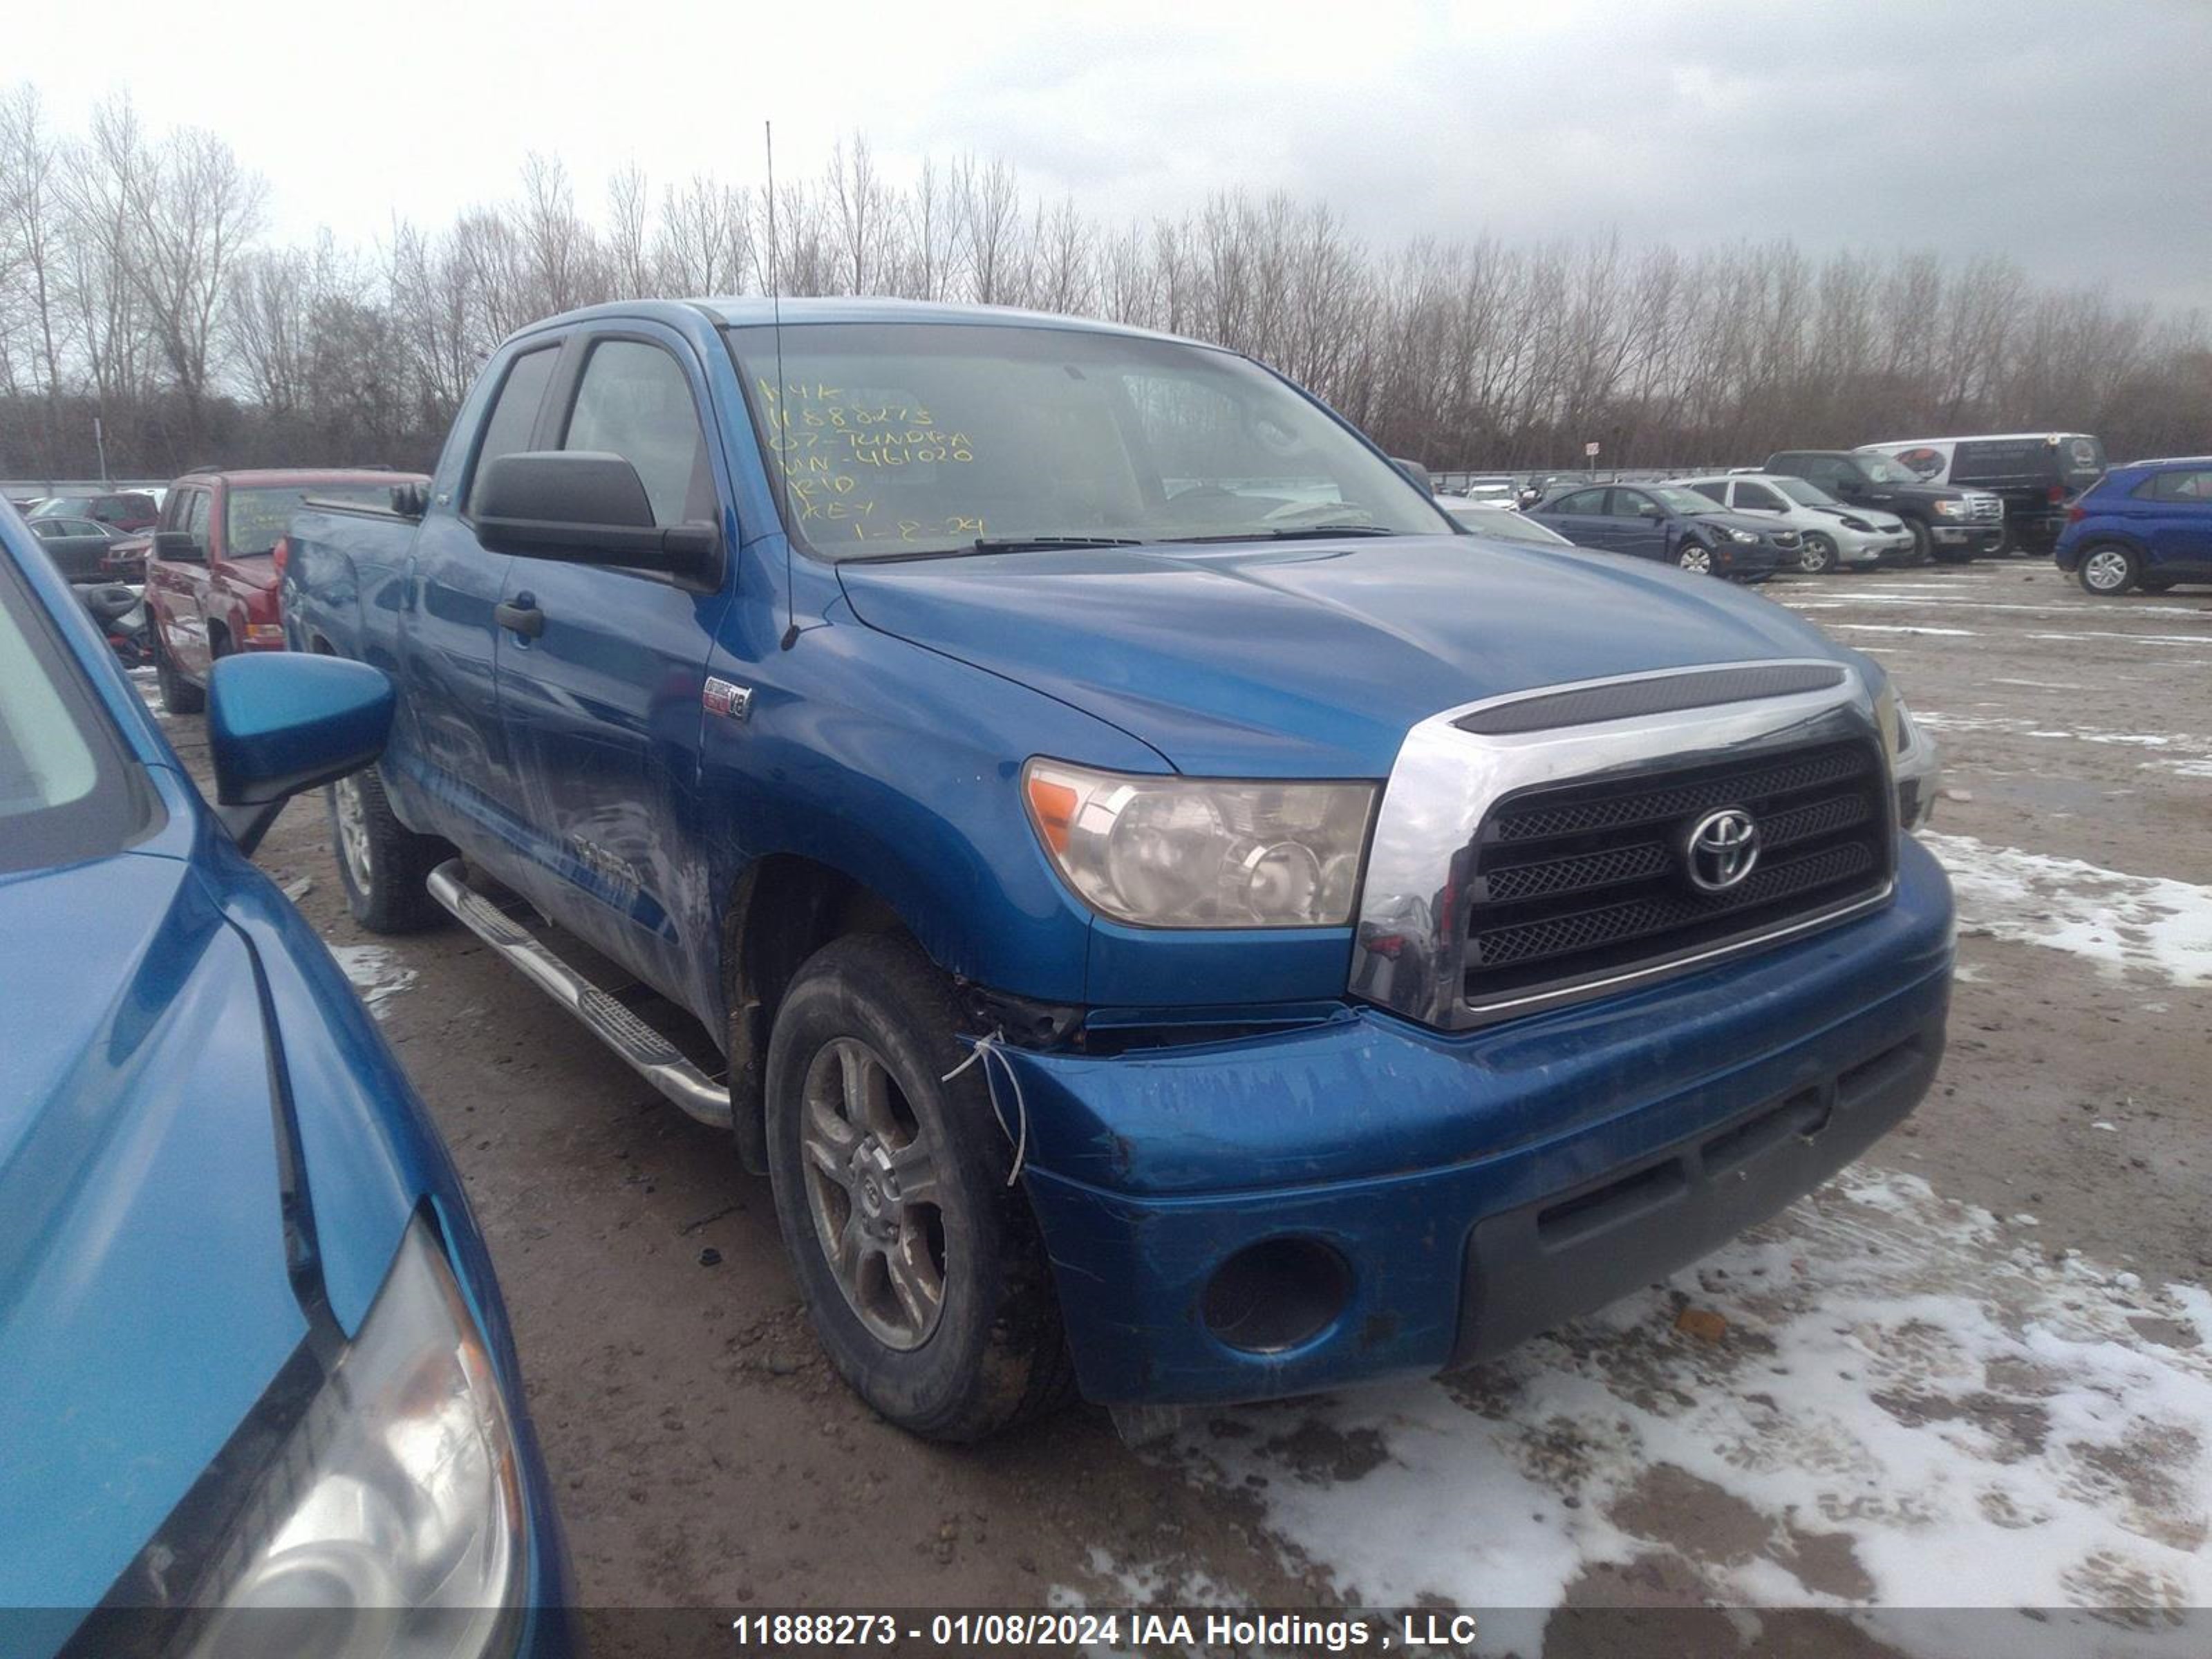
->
144, 468, 427, 716
1436, 496, 1582, 549
2054, 455, 2212, 596
1518, 471, 1591, 508
1526, 482, 1790, 579
287, 298, 1949, 1442
1859, 433, 2104, 555
28, 489, 160, 534
1, 509, 572, 1653
1459, 475, 1519, 505
1675, 474, 1910, 572
1765, 450, 2003, 563
26, 514, 131, 583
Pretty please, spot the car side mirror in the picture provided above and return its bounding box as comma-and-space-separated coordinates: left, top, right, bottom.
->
474, 451, 720, 577
207, 654, 394, 854
1638, 504, 1665, 518
1389, 457, 1435, 496
153, 529, 205, 563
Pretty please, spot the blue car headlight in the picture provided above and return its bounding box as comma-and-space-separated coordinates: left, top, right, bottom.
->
182, 1218, 525, 1656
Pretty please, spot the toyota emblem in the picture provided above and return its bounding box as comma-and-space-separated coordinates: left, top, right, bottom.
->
1683, 806, 1761, 892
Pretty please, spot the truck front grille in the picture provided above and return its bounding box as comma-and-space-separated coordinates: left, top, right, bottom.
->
1461, 738, 1891, 1008
1968, 494, 2003, 524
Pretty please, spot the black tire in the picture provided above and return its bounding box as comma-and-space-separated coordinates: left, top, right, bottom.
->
152, 621, 205, 715
1797, 532, 1839, 575
1904, 519, 1936, 567
327, 765, 450, 932
2077, 543, 2139, 597
1676, 540, 1715, 575
765, 932, 1073, 1441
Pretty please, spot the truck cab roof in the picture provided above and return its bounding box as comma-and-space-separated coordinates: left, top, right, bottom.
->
514, 294, 1209, 351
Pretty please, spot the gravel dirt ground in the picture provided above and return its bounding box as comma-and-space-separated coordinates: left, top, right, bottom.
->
147, 559, 2211, 1655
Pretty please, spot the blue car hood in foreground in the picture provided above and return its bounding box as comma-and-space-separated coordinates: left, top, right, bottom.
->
837, 536, 1848, 776
0, 847, 306, 1613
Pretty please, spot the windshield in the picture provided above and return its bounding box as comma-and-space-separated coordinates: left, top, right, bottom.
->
1648, 486, 1720, 514
226, 484, 399, 557
30, 498, 94, 518
1446, 503, 1570, 545
1774, 478, 1839, 508
0, 552, 156, 872
723, 322, 1452, 557
1855, 455, 1918, 485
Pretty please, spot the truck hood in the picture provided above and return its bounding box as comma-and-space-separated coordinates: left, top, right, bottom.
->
0, 850, 308, 1614
837, 536, 1850, 776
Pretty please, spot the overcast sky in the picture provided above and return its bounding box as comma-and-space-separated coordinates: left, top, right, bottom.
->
16, 0, 2210, 313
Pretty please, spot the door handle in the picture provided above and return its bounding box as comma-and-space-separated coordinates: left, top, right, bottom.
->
495, 597, 544, 639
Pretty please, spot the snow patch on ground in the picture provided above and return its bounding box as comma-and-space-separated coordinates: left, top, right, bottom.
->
330, 944, 417, 1018
1912, 713, 2212, 776
1824, 623, 1978, 637
1132, 1174, 2212, 1652
1922, 833, 2212, 986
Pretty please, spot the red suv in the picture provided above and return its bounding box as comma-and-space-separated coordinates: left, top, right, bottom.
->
144, 469, 424, 713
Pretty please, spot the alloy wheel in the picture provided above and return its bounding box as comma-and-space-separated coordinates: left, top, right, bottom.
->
332, 773, 374, 890
798, 1036, 948, 1351
2082, 548, 2133, 593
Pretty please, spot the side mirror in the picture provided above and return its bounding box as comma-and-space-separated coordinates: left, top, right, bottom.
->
1389, 457, 1435, 497
207, 654, 394, 854
153, 529, 205, 563
474, 451, 719, 576
1638, 503, 1665, 519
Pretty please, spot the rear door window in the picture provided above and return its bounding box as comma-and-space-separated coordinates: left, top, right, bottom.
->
1688, 482, 1729, 506
2148, 469, 2212, 503
1733, 481, 1786, 512
1549, 487, 1607, 514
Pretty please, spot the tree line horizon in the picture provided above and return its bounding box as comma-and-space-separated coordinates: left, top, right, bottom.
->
3, 86, 2207, 486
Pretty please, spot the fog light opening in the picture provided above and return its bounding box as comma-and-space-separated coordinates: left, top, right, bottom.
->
1202, 1238, 1352, 1354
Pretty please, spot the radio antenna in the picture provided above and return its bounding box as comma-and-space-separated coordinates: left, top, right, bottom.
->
767, 119, 798, 651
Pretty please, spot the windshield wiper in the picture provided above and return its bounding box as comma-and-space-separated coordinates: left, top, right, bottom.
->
1177, 524, 1401, 544
850, 535, 1150, 565
969, 535, 1148, 553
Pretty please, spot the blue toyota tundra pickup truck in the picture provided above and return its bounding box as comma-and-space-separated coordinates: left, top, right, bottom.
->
285, 298, 1952, 1440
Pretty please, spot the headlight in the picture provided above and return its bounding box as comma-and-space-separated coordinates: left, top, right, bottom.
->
1721, 527, 1759, 543
1932, 500, 1965, 518
185, 1219, 524, 1658
1024, 759, 1376, 927
1839, 516, 1872, 532
1875, 686, 1940, 833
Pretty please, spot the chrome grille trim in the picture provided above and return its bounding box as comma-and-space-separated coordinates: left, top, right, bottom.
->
1349, 660, 1895, 1030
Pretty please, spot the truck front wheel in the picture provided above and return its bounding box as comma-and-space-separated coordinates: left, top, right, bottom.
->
765, 932, 1073, 1441
327, 767, 449, 932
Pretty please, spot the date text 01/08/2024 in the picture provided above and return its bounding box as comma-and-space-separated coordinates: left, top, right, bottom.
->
727, 1610, 1485, 1650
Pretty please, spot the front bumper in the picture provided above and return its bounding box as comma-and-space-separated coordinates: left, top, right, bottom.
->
1839, 528, 1911, 565
1009, 836, 1953, 1405
1716, 540, 1784, 579
1929, 521, 2003, 556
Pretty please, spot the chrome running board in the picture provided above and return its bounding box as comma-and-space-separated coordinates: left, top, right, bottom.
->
427, 859, 732, 1130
